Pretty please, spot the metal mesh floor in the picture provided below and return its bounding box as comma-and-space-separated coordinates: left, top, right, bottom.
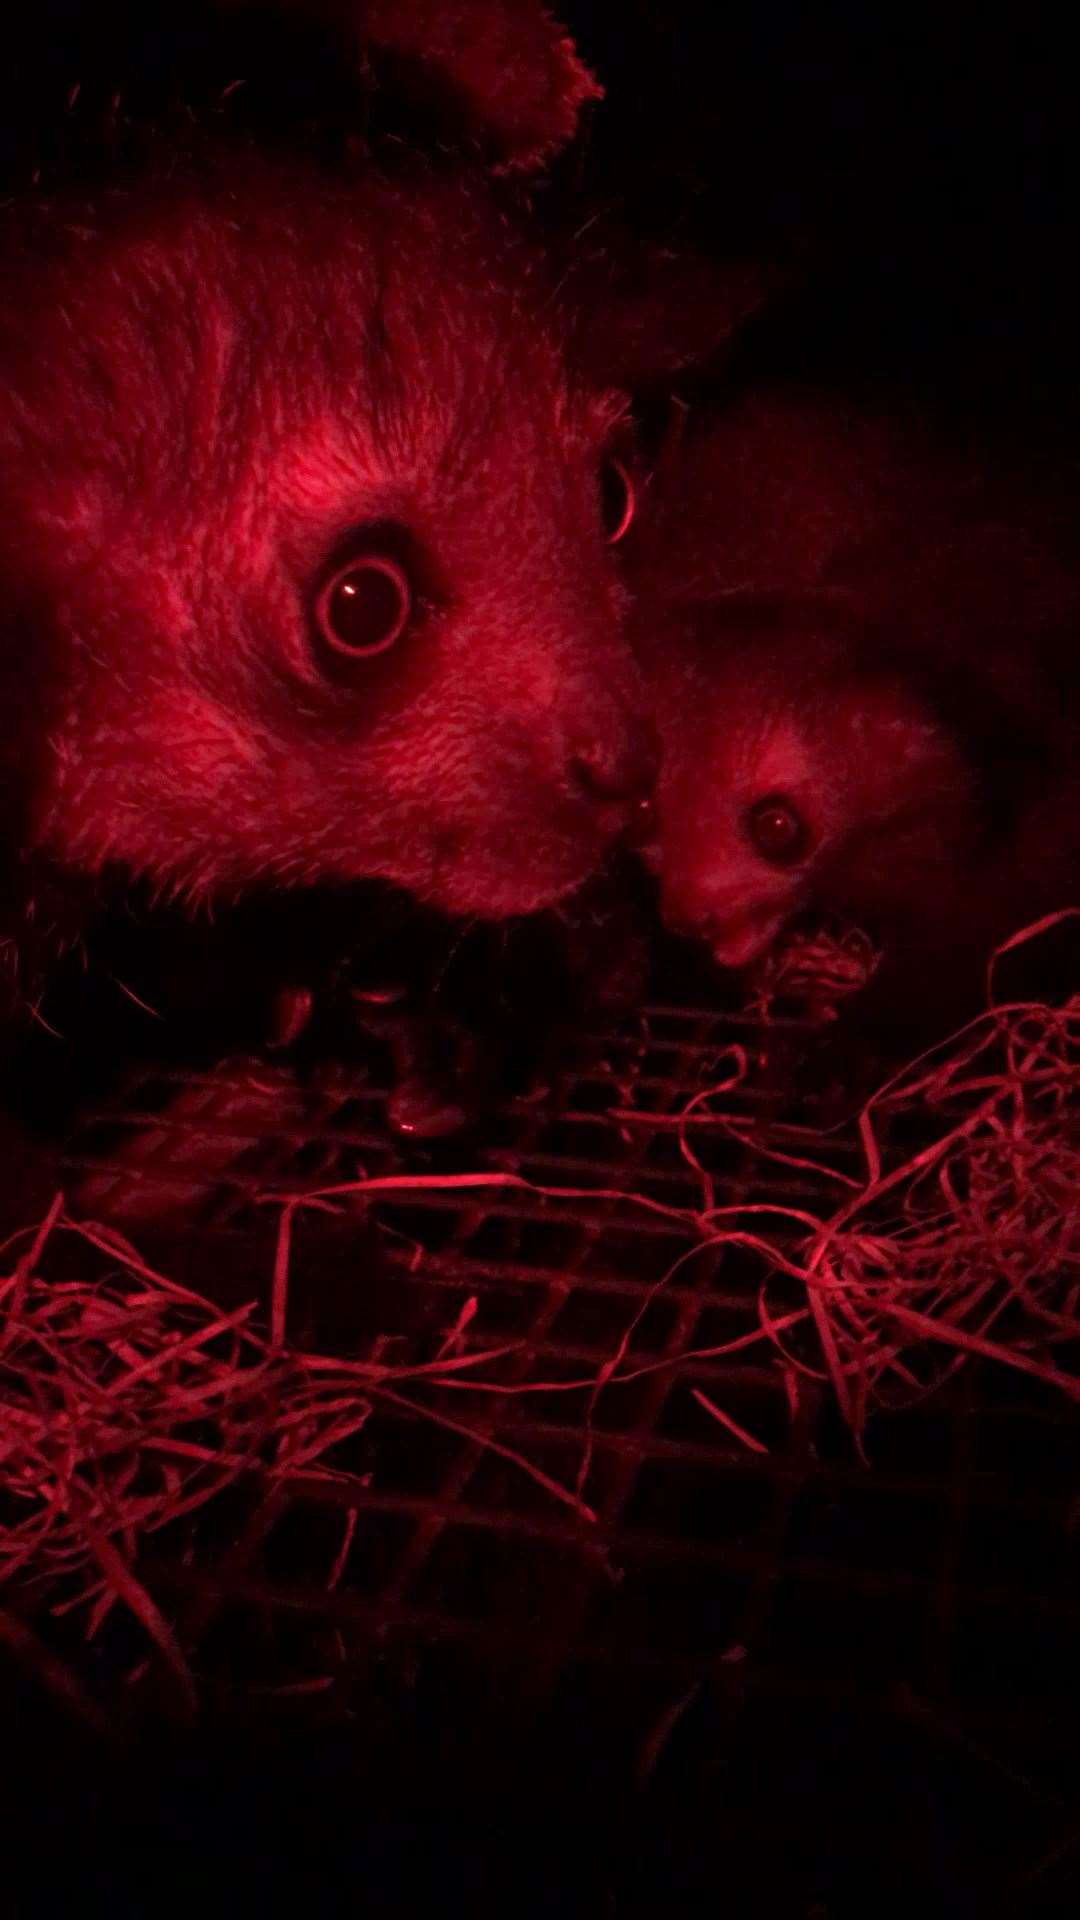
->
9, 991, 1080, 1913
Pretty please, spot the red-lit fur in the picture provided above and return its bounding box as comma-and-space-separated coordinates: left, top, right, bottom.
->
625, 394, 1080, 1031
0, 157, 648, 945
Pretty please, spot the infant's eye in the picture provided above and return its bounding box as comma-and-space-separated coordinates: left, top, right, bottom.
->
315, 554, 411, 659
599, 455, 635, 545
745, 793, 810, 866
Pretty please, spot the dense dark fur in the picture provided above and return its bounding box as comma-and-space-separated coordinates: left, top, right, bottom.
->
0, 5, 655, 1042
624, 392, 1080, 1047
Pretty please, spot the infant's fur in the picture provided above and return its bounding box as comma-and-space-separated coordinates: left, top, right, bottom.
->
625, 393, 1080, 1037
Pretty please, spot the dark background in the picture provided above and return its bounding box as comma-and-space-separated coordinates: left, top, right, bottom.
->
568, 4, 1077, 363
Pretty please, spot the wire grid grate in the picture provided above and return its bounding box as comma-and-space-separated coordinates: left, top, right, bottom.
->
34, 991, 1080, 1905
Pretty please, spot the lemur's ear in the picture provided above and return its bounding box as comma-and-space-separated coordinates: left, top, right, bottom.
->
219, 0, 602, 170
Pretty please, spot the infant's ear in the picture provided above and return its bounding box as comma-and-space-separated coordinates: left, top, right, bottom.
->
220, 0, 601, 170
558, 229, 789, 389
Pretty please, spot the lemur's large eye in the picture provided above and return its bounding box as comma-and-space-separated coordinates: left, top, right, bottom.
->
745, 793, 810, 866
599, 455, 635, 544
315, 554, 411, 658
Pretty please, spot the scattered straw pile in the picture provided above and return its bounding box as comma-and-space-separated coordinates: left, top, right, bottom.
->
0, 1196, 545, 1694
0, 916, 1076, 1685
747, 982, 1080, 1442
617, 916, 1080, 1450
0, 1203, 378, 1698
